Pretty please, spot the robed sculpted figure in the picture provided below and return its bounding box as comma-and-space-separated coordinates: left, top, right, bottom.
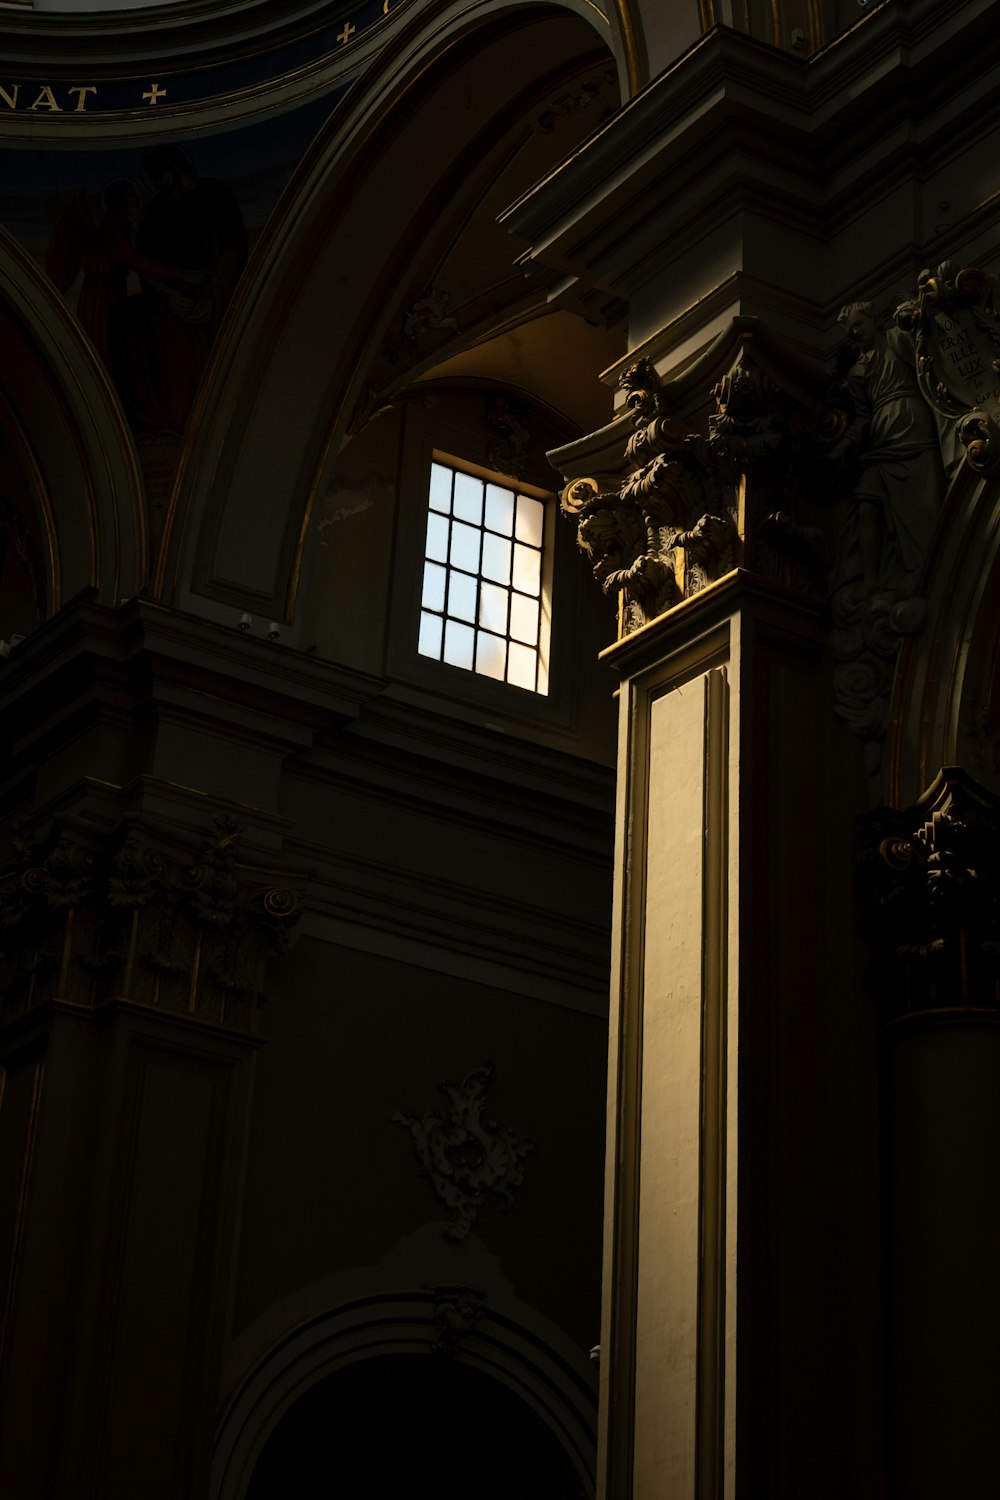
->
830, 301, 945, 600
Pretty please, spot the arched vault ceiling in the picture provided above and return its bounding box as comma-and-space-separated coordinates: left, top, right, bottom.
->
160, 4, 617, 621
419, 312, 625, 434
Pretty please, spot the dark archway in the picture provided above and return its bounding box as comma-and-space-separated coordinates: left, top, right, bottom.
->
245, 1353, 588, 1498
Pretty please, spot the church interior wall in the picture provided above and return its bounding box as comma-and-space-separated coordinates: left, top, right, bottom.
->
233, 937, 608, 1350
1, 0, 999, 1494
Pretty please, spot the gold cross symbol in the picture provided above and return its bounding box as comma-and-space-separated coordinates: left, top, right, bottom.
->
336, 21, 356, 43
142, 82, 167, 105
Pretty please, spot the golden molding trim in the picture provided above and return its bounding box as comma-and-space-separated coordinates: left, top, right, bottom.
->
612, 0, 644, 93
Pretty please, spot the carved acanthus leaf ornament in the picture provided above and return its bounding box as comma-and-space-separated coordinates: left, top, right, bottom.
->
394, 1062, 534, 1240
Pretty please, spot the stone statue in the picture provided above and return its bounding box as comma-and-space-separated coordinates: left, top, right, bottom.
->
828, 301, 950, 790
830, 301, 945, 602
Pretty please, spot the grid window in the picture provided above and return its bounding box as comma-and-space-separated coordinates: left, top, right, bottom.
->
418, 460, 549, 695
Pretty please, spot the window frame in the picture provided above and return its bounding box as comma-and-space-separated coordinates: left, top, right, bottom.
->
417, 452, 553, 696
386, 396, 589, 736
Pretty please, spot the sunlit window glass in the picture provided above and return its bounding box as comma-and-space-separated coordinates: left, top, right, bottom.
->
418, 459, 548, 695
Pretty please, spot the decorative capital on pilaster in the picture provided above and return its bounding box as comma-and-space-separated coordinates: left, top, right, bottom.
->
0, 814, 304, 1033
857, 768, 1000, 1019
558, 329, 834, 637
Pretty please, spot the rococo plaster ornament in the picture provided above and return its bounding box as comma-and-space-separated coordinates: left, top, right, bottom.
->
0, 814, 301, 1031
857, 768, 1000, 1021
393, 1062, 534, 1240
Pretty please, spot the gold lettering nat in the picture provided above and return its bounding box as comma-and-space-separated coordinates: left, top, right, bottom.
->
0, 83, 101, 112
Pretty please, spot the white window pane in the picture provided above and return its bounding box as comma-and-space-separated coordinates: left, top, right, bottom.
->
418, 611, 443, 659
422, 561, 446, 611
425, 510, 449, 564
481, 532, 511, 585
453, 471, 484, 526
485, 484, 515, 535
478, 581, 508, 633
429, 463, 452, 513
450, 520, 480, 573
507, 640, 537, 691
509, 592, 539, 646
515, 494, 544, 547
443, 619, 474, 670
448, 571, 477, 623
512, 542, 540, 596
475, 631, 506, 680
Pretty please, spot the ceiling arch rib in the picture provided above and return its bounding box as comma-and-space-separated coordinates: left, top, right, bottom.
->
0, 224, 146, 615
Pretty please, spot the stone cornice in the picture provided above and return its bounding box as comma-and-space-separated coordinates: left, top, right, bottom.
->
501, 0, 1000, 303
0, 597, 385, 750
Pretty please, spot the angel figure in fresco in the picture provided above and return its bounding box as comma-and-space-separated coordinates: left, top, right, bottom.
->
112, 145, 248, 438
45, 179, 198, 370
829, 300, 945, 600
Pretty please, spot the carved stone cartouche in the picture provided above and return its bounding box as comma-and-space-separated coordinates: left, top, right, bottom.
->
897, 262, 1000, 475
393, 1061, 534, 1240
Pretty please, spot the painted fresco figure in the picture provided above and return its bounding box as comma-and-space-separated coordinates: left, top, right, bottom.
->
45, 180, 195, 369
114, 145, 248, 438
829, 300, 945, 600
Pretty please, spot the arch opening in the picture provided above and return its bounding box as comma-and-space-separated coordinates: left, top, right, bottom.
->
245, 1352, 588, 1498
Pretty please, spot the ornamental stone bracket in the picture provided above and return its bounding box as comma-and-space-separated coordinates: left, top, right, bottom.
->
393, 1062, 534, 1241
0, 813, 305, 1034
557, 322, 837, 639
857, 767, 1000, 1022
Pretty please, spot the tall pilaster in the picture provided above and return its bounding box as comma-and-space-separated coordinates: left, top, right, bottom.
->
594, 567, 881, 1498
